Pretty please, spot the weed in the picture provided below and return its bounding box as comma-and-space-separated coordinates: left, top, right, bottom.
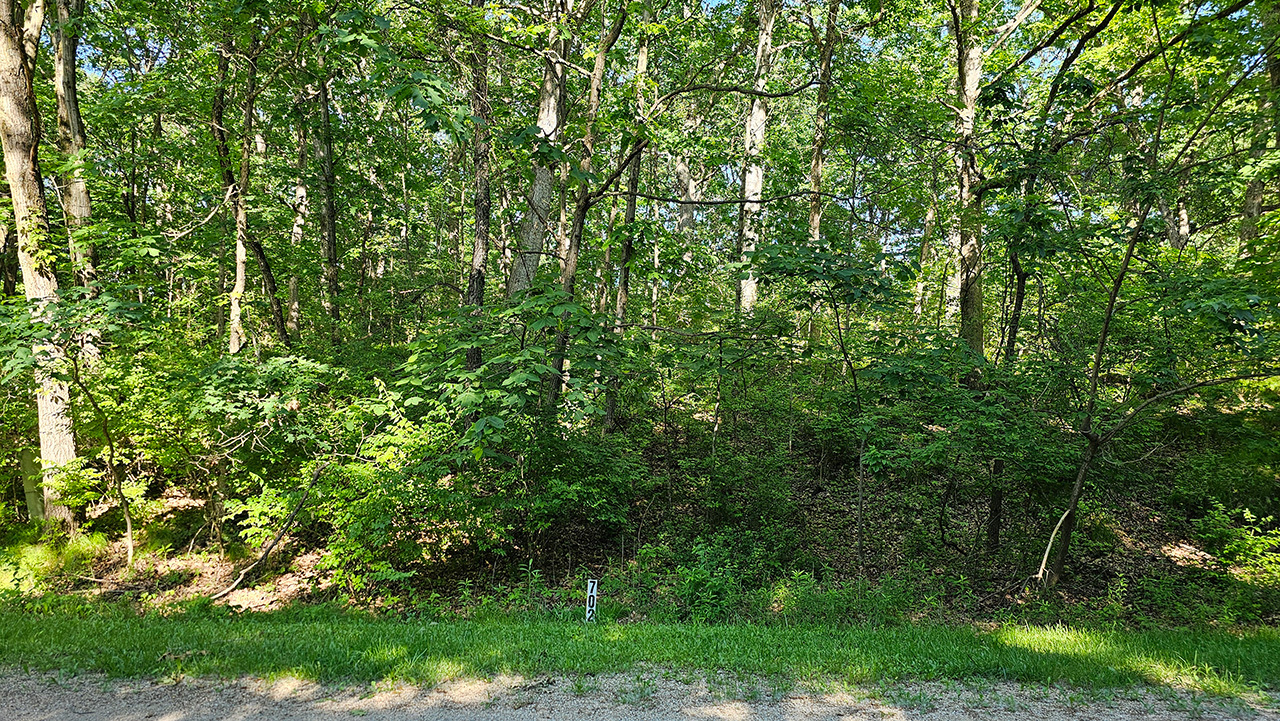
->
615, 677, 655, 706
570, 675, 597, 696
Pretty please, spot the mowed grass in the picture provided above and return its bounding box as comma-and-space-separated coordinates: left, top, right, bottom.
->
0, 602, 1276, 696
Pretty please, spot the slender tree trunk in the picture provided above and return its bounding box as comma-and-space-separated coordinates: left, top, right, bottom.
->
1041, 205, 1152, 588
1047, 440, 1098, 585
314, 53, 341, 346
1002, 250, 1029, 365
235, 34, 290, 348
286, 123, 308, 334
616, 155, 640, 323
214, 236, 227, 336
0, 187, 16, 296
675, 154, 696, 234
497, 182, 513, 295
551, 8, 627, 403
650, 197, 660, 328
508, 5, 568, 297
604, 8, 649, 428
0, 0, 77, 531
808, 0, 840, 244
466, 0, 492, 372
52, 0, 94, 291
913, 202, 937, 318
286, 276, 300, 332
554, 160, 570, 272
736, 0, 778, 313
21, 448, 42, 521
53, 0, 102, 367
596, 192, 619, 313
1159, 172, 1191, 250
950, 0, 985, 358
1241, 3, 1279, 255
212, 38, 246, 353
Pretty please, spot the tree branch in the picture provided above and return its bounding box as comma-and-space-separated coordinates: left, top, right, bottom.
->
210, 463, 329, 602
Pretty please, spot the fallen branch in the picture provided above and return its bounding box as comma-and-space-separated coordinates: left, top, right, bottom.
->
211, 463, 329, 601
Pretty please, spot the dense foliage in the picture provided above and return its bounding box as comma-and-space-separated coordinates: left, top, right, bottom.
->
0, 0, 1278, 626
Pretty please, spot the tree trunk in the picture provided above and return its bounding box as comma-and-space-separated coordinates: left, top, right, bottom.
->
286, 276, 300, 333
1039, 205, 1151, 588
52, 0, 95, 288
51, 0, 89, 258
1240, 3, 1279, 256
675, 154, 696, 235
604, 10, 649, 428
1047, 440, 1098, 585
1002, 249, 1029, 365
315, 53, 341, 346
466, 0, 491, 372
616, 154, 640, 323
211, 38, 246, 353
603, 148, 643, 429
234, 32, 290, 348
287, 121, 308, 335
950, 0, 985, 359
595, 193, 619, 313
808, 0, 840, 244
551, 8, 627, 403
0, 0, 77, 531
736, 0, 778, 313
21, 448, 43, 521
507, 8, 568, 297
0, 189, 16, 296
913, 202, 937, 318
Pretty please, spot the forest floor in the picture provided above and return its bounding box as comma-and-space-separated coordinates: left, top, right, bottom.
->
1, 668, 1276, 721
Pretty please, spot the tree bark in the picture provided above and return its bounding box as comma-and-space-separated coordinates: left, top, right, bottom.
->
551, 7, 627, 402
507, 2, 568, 297
950, 0, 985, 358
235, 32, 290, 348
913, 201, 937, 318
21, 448, 42, 521
466, 0, 492, 372
736, 0, 778, 313
616, 154, 641, 323
604, 8, 649, 428
286, 122, 308, 334
1240, 2, 1279, 255
808, 0, 840, 244
674, 154, 697, 235
0, 187, 16, 296
211, 37, 246, 353
314, 47, 341, 347
0, 0, 77, 531
52, 0, 94, 291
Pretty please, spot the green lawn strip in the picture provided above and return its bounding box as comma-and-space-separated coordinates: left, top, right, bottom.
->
0, 606, 1276, 696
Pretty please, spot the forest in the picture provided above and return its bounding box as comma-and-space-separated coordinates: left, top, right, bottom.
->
0, 0, 1278, 627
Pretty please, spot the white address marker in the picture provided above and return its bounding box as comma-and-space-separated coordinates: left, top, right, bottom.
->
585, 578, 599, 622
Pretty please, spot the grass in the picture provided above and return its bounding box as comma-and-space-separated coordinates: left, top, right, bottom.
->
0, 599, 1277, 698
0, 531, 110, 593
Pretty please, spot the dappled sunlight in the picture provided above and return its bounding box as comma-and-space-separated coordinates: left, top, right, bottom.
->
988, 625, 1270, 695
261, 675, 321, 701
439, 677, 497, 703
685, 700, 752, 719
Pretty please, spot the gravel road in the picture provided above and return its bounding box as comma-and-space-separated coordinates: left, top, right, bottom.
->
1, 669, 1273, 720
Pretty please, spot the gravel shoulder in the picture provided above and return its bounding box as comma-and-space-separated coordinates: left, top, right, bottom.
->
1, 669, 1274, 721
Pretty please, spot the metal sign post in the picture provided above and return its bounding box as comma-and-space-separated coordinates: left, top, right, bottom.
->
585, 578, 599, 622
